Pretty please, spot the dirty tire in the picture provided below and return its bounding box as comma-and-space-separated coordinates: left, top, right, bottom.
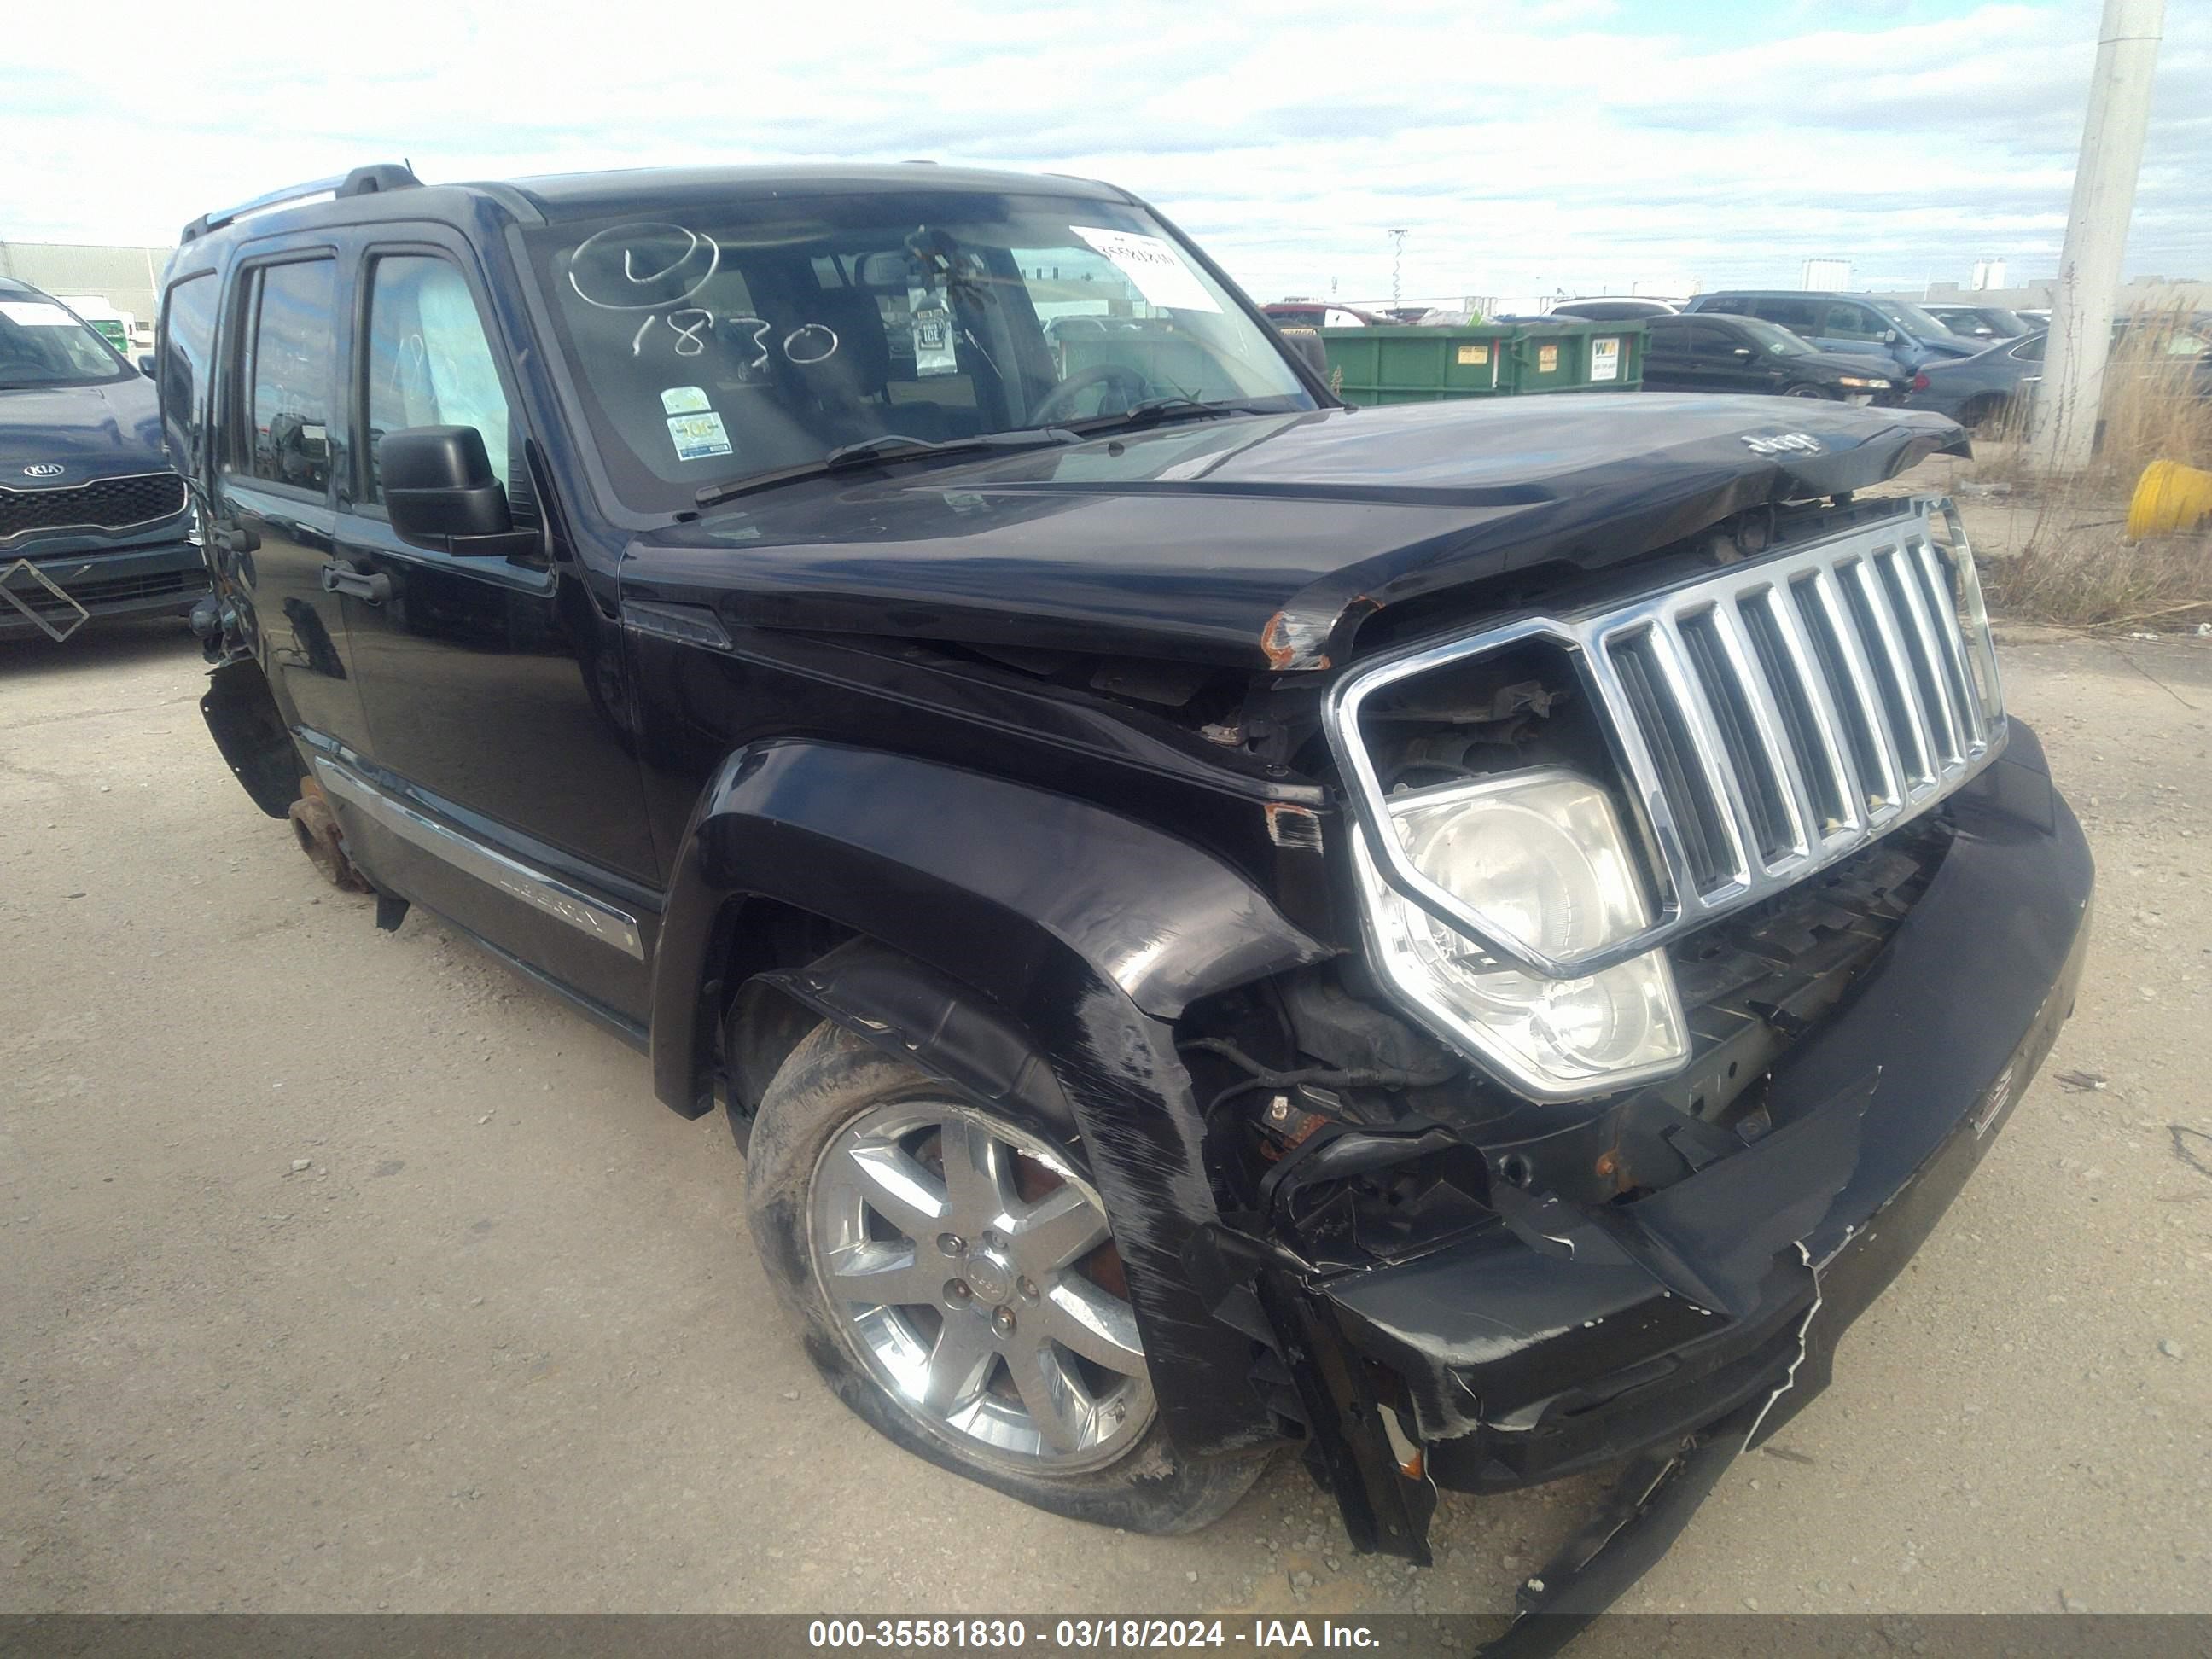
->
744, 1018, 1270, 1534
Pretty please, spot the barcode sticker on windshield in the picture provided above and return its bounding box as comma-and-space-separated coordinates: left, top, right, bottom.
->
667, 411, 732, 462
1069, 228, 1220, 313
0, 301, 81, 328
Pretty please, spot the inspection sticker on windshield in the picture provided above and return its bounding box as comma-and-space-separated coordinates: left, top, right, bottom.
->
1070, 228, 1220, 312
1591, 337, 1621, 382
660, 385, 713, 415
0, 301, 81, 328
667, 411, 732, 462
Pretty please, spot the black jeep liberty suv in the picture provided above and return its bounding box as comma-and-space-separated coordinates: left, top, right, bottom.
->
162, 162, 2093, 1624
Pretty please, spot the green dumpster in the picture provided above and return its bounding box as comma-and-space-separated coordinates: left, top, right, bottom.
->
1319, 320, 1643, 405
1505, 319, 1644, 395
1312, 324, 1512, 405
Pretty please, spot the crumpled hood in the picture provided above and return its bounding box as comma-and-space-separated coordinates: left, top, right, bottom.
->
626, 393, 1968, 670
0, 376, 165, 480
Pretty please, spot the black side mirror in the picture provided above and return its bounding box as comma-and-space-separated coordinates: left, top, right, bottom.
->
381, 426, 537, 558
138, 354, 157, 378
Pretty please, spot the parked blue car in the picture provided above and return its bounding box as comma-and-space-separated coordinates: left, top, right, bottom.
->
1903, 333, 2046, 428
1682, 290, 1984, 378
1, 276, 204, 642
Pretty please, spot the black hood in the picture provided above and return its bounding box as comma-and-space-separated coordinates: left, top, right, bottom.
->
626, 393, 1967, 671
0, 375, 165, 482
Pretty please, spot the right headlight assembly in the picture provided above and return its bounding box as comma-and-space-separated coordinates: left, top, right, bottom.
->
1350, 767, 1690, 1102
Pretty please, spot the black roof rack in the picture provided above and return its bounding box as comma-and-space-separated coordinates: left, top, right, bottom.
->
180, 163, 422, 244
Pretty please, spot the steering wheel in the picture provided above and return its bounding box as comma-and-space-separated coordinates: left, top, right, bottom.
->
1032, 362, 1151, 423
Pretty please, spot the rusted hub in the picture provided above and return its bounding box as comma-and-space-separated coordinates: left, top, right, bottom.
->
287, 778, 371, 893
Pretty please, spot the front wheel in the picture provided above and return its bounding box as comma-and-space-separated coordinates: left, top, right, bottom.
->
1782, 382, 1834, 399
743, 1020, 1268, 1532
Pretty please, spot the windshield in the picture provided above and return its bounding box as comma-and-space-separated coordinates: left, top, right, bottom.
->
525, 189, 1314, 513
1734, 316, 1816, 357
0, 295, 132, 390
1872, 299, 1952, 339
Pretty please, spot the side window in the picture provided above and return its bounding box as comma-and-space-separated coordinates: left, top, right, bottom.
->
2012, 335, 2046, 364
1701, 298, 1753, 317
244, 259, 337, 493
157, 272, 218, 475
362, 255, 514, 504
1685, 323, 1738, 358
1757, 299, 1822, 333
1823, 304, 1885, 341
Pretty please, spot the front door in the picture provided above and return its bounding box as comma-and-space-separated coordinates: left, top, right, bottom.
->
1813, 301, 1895, 365
215, 253, 374, 756
327, 237, 657, 1021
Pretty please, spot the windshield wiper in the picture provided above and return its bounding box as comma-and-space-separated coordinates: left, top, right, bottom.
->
1067, 394, 1278, 435
690, 428, 1080, 512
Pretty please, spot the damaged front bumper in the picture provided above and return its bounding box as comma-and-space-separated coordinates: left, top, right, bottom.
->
0, 538, 208, 641
1269, 720, 2092, 1601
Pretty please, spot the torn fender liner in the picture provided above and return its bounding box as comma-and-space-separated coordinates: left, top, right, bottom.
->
1252, 1268, 1436, 1563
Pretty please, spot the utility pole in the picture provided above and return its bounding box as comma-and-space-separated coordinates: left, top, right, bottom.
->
2029, 0, 2164, 473
1388, 229, 1408, 309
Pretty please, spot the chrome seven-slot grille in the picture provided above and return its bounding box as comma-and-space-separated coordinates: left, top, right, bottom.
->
1328, 499, 2006, 981
0, 473, 189, 542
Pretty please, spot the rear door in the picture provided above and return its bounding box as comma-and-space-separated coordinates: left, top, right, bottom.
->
1639, 319, 1697, 389
1750, 296, 1825, 346
325, 228, 657, 1021
212, 249, 374, 755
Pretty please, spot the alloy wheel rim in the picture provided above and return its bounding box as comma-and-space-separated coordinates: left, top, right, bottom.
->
807, 1099, 1155, 1473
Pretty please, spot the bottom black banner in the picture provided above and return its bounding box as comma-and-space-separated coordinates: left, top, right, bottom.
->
4, 1615, 2209, 1659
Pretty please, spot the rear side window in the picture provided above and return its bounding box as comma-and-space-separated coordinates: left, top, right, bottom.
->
1700, 297, 1753, 317
244, 259, 337, 494
1822, 304, 1885, 341
1755, 299, 1821, 332
362, 255, 515, 504
157, 272, 218, 474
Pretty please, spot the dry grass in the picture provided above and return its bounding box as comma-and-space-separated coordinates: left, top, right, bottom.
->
1970, 300, 2212, 628
1987, 521, 2212, 630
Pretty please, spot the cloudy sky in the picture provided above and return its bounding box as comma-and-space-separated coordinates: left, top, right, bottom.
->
3, 0, 2204, 306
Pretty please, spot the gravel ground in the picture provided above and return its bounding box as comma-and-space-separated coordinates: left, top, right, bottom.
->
3, 599, 2208, 1621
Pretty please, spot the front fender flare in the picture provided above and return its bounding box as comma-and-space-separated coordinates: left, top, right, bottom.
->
649, 739, 1332, 1455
